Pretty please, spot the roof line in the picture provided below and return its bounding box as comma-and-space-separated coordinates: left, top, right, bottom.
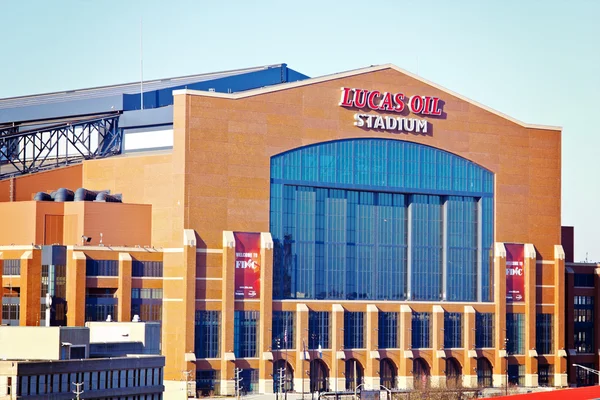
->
1, 63, 286, 102
173, 63, 562, 131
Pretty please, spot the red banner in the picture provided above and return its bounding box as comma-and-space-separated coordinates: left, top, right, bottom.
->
505, 243, 525, 302
234, 232, 261, 299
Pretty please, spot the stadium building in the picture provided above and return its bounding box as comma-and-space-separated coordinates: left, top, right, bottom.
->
0, 63, 580, 395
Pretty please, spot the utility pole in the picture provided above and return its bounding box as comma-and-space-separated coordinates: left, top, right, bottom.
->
234, 367, 243, 400
72, 381, 84, 400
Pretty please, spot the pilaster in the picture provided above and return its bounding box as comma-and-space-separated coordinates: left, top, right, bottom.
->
330, 304, 344, 393
524, 244, 537, 386
493, 243, 507, 388
431, 305, 445, 388
220, 231, 236, 396
20, 250, 41, 326
117, 252, 132, 322
258, 232, 274, 394
463, 306, 477, 388
364, 304, 380, 389
398, 305, 413, 389
66, 251, 86, 326
293, 304, 310, 395
554, 245, 567, 387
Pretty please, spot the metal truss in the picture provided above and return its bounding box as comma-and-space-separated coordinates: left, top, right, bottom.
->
0, 114, 121, 178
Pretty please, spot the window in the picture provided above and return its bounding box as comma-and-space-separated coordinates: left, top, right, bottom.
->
195, 311, 221, 358
4, 259, 20, 275
70, 346, 86, 359
574, 274, 594, 287
132, 260, 163, 277
506, 313, 524, 355
575, 362, 597, 386
344, 312, 365, 349
308, 311, 330, 349
475, 313, 494, 348
131, 289, 163, 322
538, 364, 554, 387
378, 312, 399, 349
196, 370, 220, 396
272, 311, 295, 350
574, 296, 594, 353
411, 312, 431, 349
86, 259, 119, 276
536, 314, 553, 355
234, 311, 259, 358
85, 288, 118, 322
270, 139, 494, 303
507, 364, 525, 386
443, 312, 462, 349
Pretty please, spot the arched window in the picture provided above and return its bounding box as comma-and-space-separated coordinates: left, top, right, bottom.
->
380, 358, 397, 389
477, 357, 493, 387
309, 359, 329, 393
345, 359, 364, 390
273, 359, 294, 393
413, 358, 431, 389
271, 139, 494, 303
445, 357, 462, 388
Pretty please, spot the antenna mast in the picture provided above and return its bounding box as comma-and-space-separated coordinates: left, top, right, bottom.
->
140, 16, 144, 110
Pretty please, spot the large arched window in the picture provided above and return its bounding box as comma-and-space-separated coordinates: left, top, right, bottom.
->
271, 139, 494, 302
477, 357, 493, 388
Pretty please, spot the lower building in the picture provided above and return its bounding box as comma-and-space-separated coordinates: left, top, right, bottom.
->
0, 326, 165, 399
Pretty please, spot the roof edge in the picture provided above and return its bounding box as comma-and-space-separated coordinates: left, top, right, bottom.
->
173, 63, 562, 132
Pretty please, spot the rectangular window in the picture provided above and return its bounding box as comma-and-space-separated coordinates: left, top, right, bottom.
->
3, 259, 21, 275
536, 314, 553, 355
85, 259, 119, 276
506, 313, 525, 355
272, 311, 295, 350
378, 312, 399, 349
538, 364, 554, 387
574, 296, 594, 353
131, 289, 163, 322
344, 312, 365, 349
132, 260, 163, 277
475, 313, 495, 348
195, 311, 221, 358
196, 370, 221, 396
308, 311, 330, 349
574, 274, 595, 287
411, 312, 431, 349
234, 311, 259, 358
443, 312, 462, 348
508, 364, 525, 386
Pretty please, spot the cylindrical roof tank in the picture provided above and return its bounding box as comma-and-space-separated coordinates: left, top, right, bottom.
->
95, 192, 122, 203
54, 188, 74, 202
74, 188, 101, 202
33, 192, 52, 201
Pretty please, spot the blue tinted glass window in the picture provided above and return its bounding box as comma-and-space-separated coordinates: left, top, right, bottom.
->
411, 312, 431, 349
234, 311, 259, 358
506, 313, 525, 355
272, 311, 295, 350
378, 312, 399, 349
308, 311, 330, 349
475, 313, 495, 348
344, 312, 365, 349
443, 312, 462, 348
271, 139, 494, 302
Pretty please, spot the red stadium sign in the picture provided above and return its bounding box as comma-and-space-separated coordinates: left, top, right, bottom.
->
234, 232, 261, 299
505, 243, 525, 302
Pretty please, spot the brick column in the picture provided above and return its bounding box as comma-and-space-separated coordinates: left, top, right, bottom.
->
294, 304, 309, 395
493, 243, 508, 388
220, 231, 236, 396
564, 267, 576, 385
258, 232, 274, 394
20, 250, 41, 326
524, 244, 538, 387
463, 306, 477, 388
365, 304, 379, 389
554, 245, 567, 387
117, 253, 132, 323
162, 229, 197, 385
66, 251, 86, 326
331, 304, 344, 393
431, 305, 446, 388
397, 305, 413, 389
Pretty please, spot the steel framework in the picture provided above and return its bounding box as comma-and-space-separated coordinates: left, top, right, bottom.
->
0, 114, 121, 179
